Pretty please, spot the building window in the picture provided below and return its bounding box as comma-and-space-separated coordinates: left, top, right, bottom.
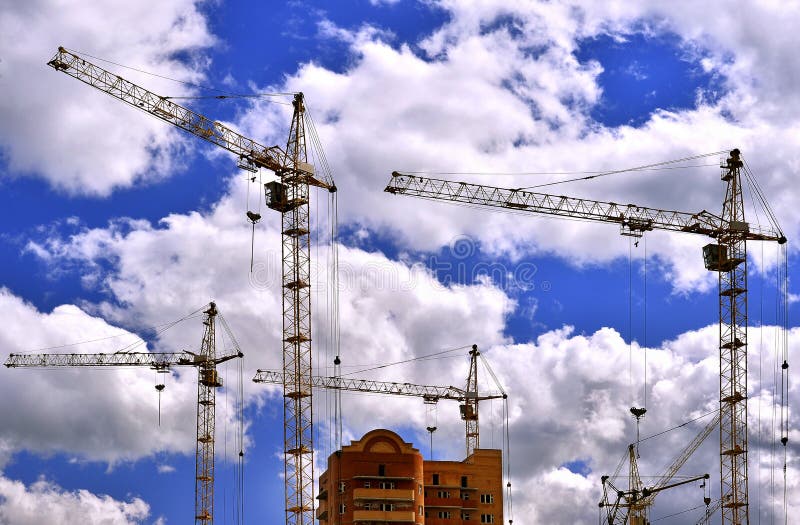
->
419, 484, 423, 495
480, 514, 494, 523
461, 476, 468, 488
378, 464, 385, 476
379, 481, 395, 489
419, 505, 423, 515
437, 490, 450, 499
462, 492, 470, 500
462, 512, 471, 520
339, 503, 346, 515
338, 482, 346, 493
480, 494, 494, 504
380, 503, 395, 511
432, 474, 440, 485
364, 481, 370, 488
438, 511, 452, 519
364, 503, 372, 510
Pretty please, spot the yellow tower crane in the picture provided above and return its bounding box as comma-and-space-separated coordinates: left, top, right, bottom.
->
253, 345, 507, 458
600, 412, 720, 524
385, 149, 787, 525
46, 47, 336, 525
5, 302, 243, 524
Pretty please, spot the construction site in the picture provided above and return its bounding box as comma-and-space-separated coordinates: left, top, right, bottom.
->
0, 9, 796, 525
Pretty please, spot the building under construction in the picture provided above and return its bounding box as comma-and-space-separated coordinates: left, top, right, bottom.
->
317, 429, 503, 525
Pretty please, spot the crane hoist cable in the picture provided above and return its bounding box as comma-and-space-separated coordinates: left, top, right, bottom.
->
21, 305, 206, 354
517, 151, 728, 190
397, 161, 721, 179
245, 170, 263, 272
340, 344, 472, 377
628, 236, 647, 457
63, 47, 296, 100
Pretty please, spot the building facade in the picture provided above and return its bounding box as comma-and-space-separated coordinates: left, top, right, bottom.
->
316, 429, 502, 525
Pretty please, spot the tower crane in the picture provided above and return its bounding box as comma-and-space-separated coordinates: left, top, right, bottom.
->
253, 345, 507, 457
5, 302, 243, 524
47, 46, 336, 525
601, 449, 709, 525
599, 412, 720, 524
385, 149, 787, 525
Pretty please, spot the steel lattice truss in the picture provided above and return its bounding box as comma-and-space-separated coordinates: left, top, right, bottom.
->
385, 172, 781, 241
47, 47, 284, 172
195, 303, 218, 524
718, 161, 750, 524
6, 351, 199, 368
280, 95, 316, 525
253, 369, 505, 403
464, 345, 481, 455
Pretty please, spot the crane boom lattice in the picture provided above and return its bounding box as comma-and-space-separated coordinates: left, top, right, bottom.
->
47, 47, 284, 171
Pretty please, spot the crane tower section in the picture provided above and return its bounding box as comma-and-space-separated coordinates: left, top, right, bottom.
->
266, 93, 332, 525
703, 149, 750, 523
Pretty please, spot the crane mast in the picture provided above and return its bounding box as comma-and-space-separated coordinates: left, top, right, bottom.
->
46, 47, 334, 525
5, 302, 242, 524
196, 302, 218, 524
715, 151, 749, 523
386, 150, 786, 525
462, 344, 481, 455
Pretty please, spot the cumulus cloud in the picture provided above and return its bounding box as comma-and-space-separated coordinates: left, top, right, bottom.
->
0, 0, 215, 195
0, 475, 153, 525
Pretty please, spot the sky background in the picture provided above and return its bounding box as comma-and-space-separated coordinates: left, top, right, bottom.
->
0, 1, 798, 524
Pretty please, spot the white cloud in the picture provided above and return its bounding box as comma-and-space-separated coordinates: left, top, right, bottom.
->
156, 464, 175, 474
0, 475, 152, 525
0, 0, 215, 195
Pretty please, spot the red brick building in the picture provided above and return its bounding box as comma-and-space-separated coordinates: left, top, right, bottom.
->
316, 429, 502, 525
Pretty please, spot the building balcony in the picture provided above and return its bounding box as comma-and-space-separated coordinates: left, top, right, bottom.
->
353, 488, 415, 502
353, 510, 416, 523
354, 474, 416, 481
317, 488, 328, 500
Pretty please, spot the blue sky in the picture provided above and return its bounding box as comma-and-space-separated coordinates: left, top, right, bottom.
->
0, 1, 797, 524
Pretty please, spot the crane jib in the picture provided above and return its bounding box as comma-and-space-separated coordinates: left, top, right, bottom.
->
384, 172, 784, 242
47, 47, 285, 173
